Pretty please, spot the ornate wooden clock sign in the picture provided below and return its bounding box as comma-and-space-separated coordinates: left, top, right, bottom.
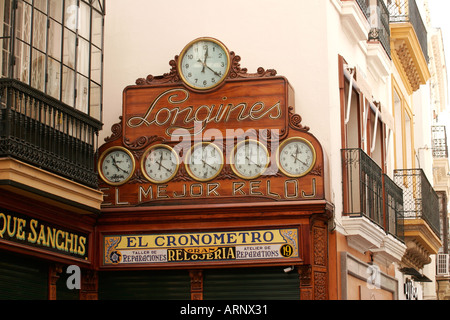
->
98, 37, 325, 207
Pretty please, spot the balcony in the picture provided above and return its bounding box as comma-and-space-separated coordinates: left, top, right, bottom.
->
394, 169, 442, 269
0, 79, 102, 189
342, 148, 404, 238
432, 126, 449, 159
388, 0, 430, 93
341, 149, 405, 262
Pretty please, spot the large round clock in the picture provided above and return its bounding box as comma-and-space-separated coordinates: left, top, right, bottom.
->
98, 146, 135, 185
141, 144, 179, 183
178, 37, 231, 91
277, 137, 316, 177
230, 139, 269, 179
185, 142, 224, 182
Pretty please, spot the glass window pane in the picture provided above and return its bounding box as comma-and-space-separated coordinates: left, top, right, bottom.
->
14, 39, 30, 83
34, 0, 47, 13
16, 1, 32, 43
77, 36, 89, 76
48, 19, 61, 61
32, 10, 46, 51
91, 45, 101, 84
93, 0, 102, 12
62, 66, 75, 106
47, 57, 61, 99
78, 2, 90, 40
76, 74, 89, 113
63, 28, 76, 67
31, 49, 45, 91
92, 10, 102, 48
0, 38, 10, 77
64, 0, 78, 32
90, 81, 101, 120
1, 0, 12, 37
49, 0, 62, 22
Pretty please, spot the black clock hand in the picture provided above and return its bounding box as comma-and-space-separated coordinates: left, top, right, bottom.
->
294, 145, 299, 163
201, 159, 217, 171
155, 160, 172, 173
197, 59, 222, 77
291, 154, 308, 167
111, 155, 128, 173
158, 152, 163, 170
202, 47, 208, 73
246, 156, 262, 168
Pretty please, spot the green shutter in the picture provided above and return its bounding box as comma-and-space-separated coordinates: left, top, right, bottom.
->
56, 269, 79, 300
98, 270, 191, 300
203, 267, 300, 300
0, 251, 48, 300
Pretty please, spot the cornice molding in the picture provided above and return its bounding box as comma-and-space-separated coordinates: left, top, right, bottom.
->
390, 23, 431, 93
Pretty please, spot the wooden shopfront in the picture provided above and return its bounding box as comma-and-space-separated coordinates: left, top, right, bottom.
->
96, 37, 333, 300
0, 174, 100, 300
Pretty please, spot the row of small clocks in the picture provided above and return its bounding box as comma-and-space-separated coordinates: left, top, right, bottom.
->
98, 137, 316, 186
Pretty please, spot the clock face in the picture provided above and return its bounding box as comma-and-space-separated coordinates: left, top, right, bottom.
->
277, 137, 316, 177
178, 37, 230, 90
231, 140, 269, 179
99, 147, 135, 185
185, 142, 224, 181
142, 144, 179, 183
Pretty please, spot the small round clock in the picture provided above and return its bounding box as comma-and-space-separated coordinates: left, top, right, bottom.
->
230, 139, 269, 180
141, 144, 179, 183
277, 137, 316, 177
185, 142, 224, 182
98, 146, 135, 185
178, 37, 231, 91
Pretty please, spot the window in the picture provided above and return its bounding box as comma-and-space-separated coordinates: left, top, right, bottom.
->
1, 0, 104, 121
392, 81, 414, 169
339, 57, 387, 170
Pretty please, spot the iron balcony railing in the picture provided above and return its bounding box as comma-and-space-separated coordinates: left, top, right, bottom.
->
0, 78, 102, 188
384, 173, 404, 241
394, 168, 440, 238
432, 125, 449, 158
355, 0, 391, 58
388, 0, 429, 62
341, 148, 404, 240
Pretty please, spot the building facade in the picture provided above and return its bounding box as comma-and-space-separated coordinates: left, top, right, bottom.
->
0, 0, 105, 299
0, 0, 446, 300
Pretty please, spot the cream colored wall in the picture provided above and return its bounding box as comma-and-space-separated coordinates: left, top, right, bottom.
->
101, 0, 331, 148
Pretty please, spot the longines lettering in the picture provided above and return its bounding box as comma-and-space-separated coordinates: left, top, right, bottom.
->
102, 178, 317, 205
126, 88, 282, 135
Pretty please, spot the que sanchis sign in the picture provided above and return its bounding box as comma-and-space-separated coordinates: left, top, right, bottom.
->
0, 209, 88, 259
103, 228, 299, 266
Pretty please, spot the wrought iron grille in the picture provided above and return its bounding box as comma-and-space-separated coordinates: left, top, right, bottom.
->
388, 0, 429, 62
432, 125, 448, 158
384, 174, 404, 240
356, 0, 371, 21
354, 0, 391, 58
0, 78, 102, 188
394, 169, 440, 238
367, 0, 391, 58
342, 148, 384, 227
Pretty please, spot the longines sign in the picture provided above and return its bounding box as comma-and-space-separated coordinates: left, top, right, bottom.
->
103, 228, 299, 266
98, 71, 324, 207
123, 77, 291, 142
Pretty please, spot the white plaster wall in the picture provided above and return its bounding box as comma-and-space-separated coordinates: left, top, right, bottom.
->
101, 0, 331, 147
